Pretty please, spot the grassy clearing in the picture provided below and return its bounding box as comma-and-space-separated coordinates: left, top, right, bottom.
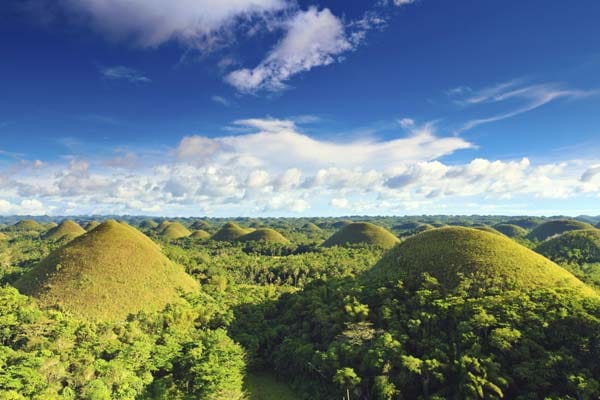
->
244, 372, 297, 400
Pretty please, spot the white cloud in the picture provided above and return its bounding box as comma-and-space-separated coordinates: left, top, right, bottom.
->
226, 7, 353, 92
212, 95, 232, 107
0, 199, 48, 215
330, 198, 351, 209
100, 66, 151, 83
57, 0, 289, 49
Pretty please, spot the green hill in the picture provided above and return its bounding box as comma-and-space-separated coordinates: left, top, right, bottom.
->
322, 222, 400, 249
157, 220, 172, 232
84, 221, 101, 231
44, 222, 58, 230
472, 225, 503, 235
160, 222, 191, 239
43, 220, 86, 241
332, 220, 353, 229
302, 222, 321, 233
14, 220, 198, 321
536, 229, 600, 265
139, 219, 159, 229
528, 219, 595, 242
190, 230, 211, 240
507, 217, 544, 230
191, 220, 212, 231
494, 223, 528, 238
11, 219, 45, 232
369, 227, 595, 296
238, 228, 290, 244
212, 222, 253, 242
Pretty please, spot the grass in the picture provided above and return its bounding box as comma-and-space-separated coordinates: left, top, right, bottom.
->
84, 221, 101, 231
244, 372, 297, 400
160, 222, 191, 239
472, 225, 504, 236
139, 219, 159, 229
494, 223, 528, 238
11, 219, 45, 232
527, 219, 595, 242
536, 229, 600, 265
302, 222, 321, 232
43, 220, 86, 241
191, 220, 212, 231
212, 222, 253, 242
369, 226, 596, 296
323, 222, 400, 249
238, 228, 290, 244
0, 232, 8, 241
190, 229, 211, 240
15, 220, 198, 321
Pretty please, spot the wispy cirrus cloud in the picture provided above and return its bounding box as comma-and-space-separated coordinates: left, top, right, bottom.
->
100, 66, 151, 83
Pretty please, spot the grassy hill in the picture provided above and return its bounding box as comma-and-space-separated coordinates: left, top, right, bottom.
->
190, 230, 211, 240
494, 223, 528, 238
43, 220, 86, 241
14, 220, 198, 321
238, 228, 290, 244
191, 220, 212, 231
368, 226, 595, 296
527, 219, 595, 242
139, 219, 159, 229
332, 220, 353, 229
323, 222, 400, 249
472, 225, 503, 235
302, 222, 321, 233
506, 217, 544, 230
157, 220, 172, 232
84, 221, 101, 231
212, 222, 253, 242
11, 219, 45, 232
160, 222, 191, 239
536, 229, 600, 265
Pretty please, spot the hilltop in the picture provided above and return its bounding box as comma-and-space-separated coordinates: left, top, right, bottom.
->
191, 220, 212, 231
238, 228, 290, 244
528, 219, 595, 242
160, 222, 191, 239
190, 230, 211, 240
494, 223, 528, 238
84, 221, 101, 231
14, 220, 198, 321
322, 222, 400, 249
536, 229, 600, 265
368, 227, 595, 295
10, 219, 45, 232
212, 222, 253, 242
43, 220, 86, 241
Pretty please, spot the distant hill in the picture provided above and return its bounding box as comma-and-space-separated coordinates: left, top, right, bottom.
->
191, 220, 212, 231
331, 220, 353, 229
323, 222, 400, 249
139, 219, 159, 229
238, 228, 290, 244
190, 230, 211, 240
368, 227, 595, 296
506, 217, 544, 230
84, 221, 101, 231
11, 219, 45, 232
14, 220, 198, 321
212, 222, 253, 242
494, 223, 528, 238
528, 220, 595, 242
157, 220, 172, 232
302, 222, 321, 233
160, 222, 191, 239
472, 225, 503, 236
536, 229, 600, 265
43, 220, 86, 241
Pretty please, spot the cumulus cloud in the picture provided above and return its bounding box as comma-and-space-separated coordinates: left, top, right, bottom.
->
226, 7, 354, 92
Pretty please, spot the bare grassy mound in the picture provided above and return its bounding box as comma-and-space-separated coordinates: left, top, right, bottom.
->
160, 222, 191, 239
494, 224, 528, 238
238, 228, 290, 244
323, 222, 400, 249
11, 219, 45, 232
190, 230, 211, 240
212, 222, 253, 242
14, 220, 198, 321
43, 220, 86, 241
369, 227, 595, 296
84, 221, 101, 231
528, 220, 595, 242
191, 220, 212, 231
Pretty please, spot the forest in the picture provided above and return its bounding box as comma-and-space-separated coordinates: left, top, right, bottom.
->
1, 215, 600, 399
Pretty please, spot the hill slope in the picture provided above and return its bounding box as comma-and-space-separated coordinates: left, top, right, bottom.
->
536, 229, 600, 265
238, 228, 290, 244
528, 220, 595, 242
43, 220, 86, 241
190, 230, 211, 239
494, 223, 528, 238
0, 232, 8, 241
84, 221, 101, 231
160, 222, 191, 239
323, 222, 400, 249
369, 227, 595, 295
212, 222, 253, 241
14, 220, 198, 321
11, 219, 45, 232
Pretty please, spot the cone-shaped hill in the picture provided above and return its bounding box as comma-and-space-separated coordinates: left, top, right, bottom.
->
157, 220, 173, 232
493, 223, 528, 238
212, 222, 253, 242
160, 222, 191, 239
238, 228, 290, 244
12, 219, 45, 232
139, 219, 159, 229
368, 227, 595, 296
302, 222, 321, 233
191, 220, 212, 231
332, 220, 353, 229
84, 221, 101, 232
536, 229, 600, 265
528, 220, 595, 242
190, 230, 211, 240
43, 220, 86, 241
472, 225, 503, 236
14, 220, 198, 321
323, 222, 400, 249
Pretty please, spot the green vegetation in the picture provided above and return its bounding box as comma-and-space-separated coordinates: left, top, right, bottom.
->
84, 220, 101, 231
139, 219, 159, 229
323, 222, 400, 249
190, 229, 211, 239
537, 229, 600, 265
506, 217, 544, 229
238, 228, 290, 244
43, 220, 86, 241
0, 232, 8, 241
244, 373, 297, 400
472, 225, 503, 235
212, 222, 253, 242
160, 222, 192, 239
191, 220, 212, 231
494, 223, 528, 237
528, 219, 596, 242
10, 219, 45, 232
157, 220, 173, 232
14, 220, 198, 321
370, 227, 595, 295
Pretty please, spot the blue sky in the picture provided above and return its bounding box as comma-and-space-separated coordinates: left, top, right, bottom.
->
1, 0, 600, 216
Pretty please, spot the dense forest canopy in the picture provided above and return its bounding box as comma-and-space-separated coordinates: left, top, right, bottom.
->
1, 215, 600, 399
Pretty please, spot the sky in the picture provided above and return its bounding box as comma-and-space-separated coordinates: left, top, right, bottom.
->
1, 0, 600, 217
